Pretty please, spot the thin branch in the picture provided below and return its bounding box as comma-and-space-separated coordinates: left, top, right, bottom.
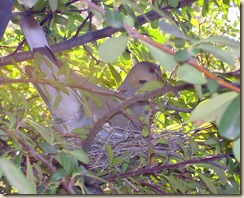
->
103, 154, 229, 182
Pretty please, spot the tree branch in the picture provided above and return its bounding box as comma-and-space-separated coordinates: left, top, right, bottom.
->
103, 154, 229, 182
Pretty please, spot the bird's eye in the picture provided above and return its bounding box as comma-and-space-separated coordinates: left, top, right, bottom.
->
149, 67, 155, 74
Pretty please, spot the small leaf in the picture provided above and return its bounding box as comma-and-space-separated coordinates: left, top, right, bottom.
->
196, 43, 235, 65
109, 64, 122, 83
68, 149, 89, 164
137, 81, 163, 93
218, 95, 240, 140
123, 15, 135, 27
167, 0, 181, 7
98, 36, 128, 62
48, 0, 58, 12
142, 126, 149, 138
163, 175, 186, 193
5, 112, 16, 130
112, 156, 123, 166
176, 64, 207, 85
60, 152, 77, 174
24, 118, 52, 143
206, 79, 219, 92
46, 80, 69, 95
175, 49, 192, 62
53, 91, 62, 108
233, 137, 240, 162
39, 142, 57, 154
105, 10, 123, 28
188, 137, 199, 156
26, 156, 36, 192
198, 172, 219, 194
190, 92, 238, 124
143, 41, 178, 71
0, 158, 36, 194
105, 144, 114, 169
159, 20, 189, 39
194, 84, 203, 100
155, 137, 168, 145
50, 169, 69, 182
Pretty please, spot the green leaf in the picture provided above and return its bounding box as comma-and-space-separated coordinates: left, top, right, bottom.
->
195, 36, 240, 50
0, 158, 36, 194
143, 41, 178, 71
53, 91, 62, 108
198, 172, 218, 194
109, 64, 122, 83
98, 36, 128, 62
5, 112, 16, 130
105, 144, 114, 169
194, 84, 203, 100
155, 137, 168, 145
190, 92, 238, 124
24, 118, 52, 143
218, 95, 240, 140
176, 138, 188, 159
123, 15, 135, 27
60, 152, 77, 174
159, 21, 189, 40
46, 80, 69, 95
233, 137, 240, 162
196, 43, 235, 65
167, 0, 181, 7
68, 149, 89, 164
206, 79, 219, 92
137, 81, 163, 93
142, 126, 149, 138
175, 49, 192, 62
112, 156, 123, 166
39, 142, 58, 154
189, 137, 199, 156
48, 0, 58, 11
26, 156, 36, 192
163, 175, 186, 193
50, 169, 69, 182
105, 10, 123, 28
176, 64, 207, 85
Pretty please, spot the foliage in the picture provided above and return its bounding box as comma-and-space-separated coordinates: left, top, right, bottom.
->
0, 0, 240, 195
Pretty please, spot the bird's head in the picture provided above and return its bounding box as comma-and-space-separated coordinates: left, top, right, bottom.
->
118, 61, 162, 96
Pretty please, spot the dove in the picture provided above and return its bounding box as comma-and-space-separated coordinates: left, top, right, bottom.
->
19, 14, 162, 141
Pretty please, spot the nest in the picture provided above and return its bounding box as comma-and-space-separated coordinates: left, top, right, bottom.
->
87, 124, 186, 171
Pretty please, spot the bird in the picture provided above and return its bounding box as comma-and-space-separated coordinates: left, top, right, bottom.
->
20, 14, 162, 142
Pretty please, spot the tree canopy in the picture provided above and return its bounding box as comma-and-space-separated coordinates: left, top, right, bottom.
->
0, 0, 240, 195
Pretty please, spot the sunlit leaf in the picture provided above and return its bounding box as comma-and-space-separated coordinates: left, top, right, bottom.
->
218, 94, 240, 140
176, 64, 207, 85
190, 92, 238, 124
105, 10, 123, 28
98, 36, 128, 62
233, 137, 240, 162
0, 158, 36, 194
143, 41, 178, 71
159, 21, 189, 39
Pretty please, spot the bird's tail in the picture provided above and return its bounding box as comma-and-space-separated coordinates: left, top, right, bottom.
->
20, 14, 87, 134
20, 14, 50, 52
